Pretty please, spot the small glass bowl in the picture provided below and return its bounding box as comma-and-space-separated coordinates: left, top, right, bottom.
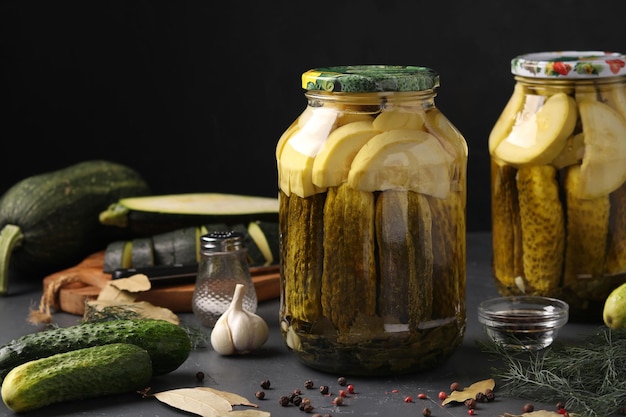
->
477, 296, 569, 351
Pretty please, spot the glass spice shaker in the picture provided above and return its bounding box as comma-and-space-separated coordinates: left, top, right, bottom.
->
276, 65, 468, 376
489, 51, 626, 320
192, 230, 258, 327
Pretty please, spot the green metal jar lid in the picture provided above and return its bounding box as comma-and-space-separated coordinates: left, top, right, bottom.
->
511, 51, 626, 79
302, 65, 439, 93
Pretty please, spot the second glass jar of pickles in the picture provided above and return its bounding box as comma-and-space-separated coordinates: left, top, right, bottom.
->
489, 51, 626, 320
276, 66, 468, 375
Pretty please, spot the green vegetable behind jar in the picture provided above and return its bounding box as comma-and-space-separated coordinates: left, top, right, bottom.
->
489, 51, 626, 321
276, 65, 468, 376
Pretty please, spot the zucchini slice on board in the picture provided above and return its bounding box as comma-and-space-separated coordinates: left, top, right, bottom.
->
102, 222, 280, 272
99, 193, 280, 236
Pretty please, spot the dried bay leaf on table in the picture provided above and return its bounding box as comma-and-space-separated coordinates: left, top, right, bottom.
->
197, 387, 259, 408
442, 378, 496, 405
153, 388, 232, 416
153, 387, 268, 417
503, 411, 563, 417
84, 273, 180, 324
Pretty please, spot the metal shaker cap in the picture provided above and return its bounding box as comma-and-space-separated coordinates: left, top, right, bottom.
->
200, 231, 246, 252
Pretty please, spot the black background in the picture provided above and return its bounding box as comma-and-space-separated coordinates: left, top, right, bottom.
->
1, 1, 624, 231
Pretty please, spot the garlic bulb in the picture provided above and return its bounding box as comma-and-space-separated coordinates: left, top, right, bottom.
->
210, 284, 269, 355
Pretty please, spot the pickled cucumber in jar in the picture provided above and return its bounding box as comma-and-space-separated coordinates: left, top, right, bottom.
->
489, 51, 626, 320
276, 66, 468, 376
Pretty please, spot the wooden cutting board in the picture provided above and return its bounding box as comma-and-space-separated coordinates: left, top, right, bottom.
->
42, 251, 280, 316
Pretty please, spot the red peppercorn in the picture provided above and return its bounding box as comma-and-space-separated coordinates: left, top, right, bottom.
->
418, 392, 428, 400
438, 391, 447, 400
404, 396, 413, 403
339, 389, 347, 397
347, 384, 355, 394
468, 409, 475, 415
558, 408, 568, 415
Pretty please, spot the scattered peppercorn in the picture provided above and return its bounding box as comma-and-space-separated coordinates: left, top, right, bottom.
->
302, 403, 315, 413
523, 403, 534, 412
304, 379, 314, 389
279, 395, 290, 406
404, 396, 413, 403
333, 396, 344, 406
422, 407, 432, 416
465, 398, 477, 409
468, 409, 475, 415
484, 388, 495, 402
346, 384, 355, 394
261, 379, 271, 389
195, 371, 205, 382
438, 391, 447, 400
255, 391, 265, 400
292, 395, 303, 406
450, 381, 460, 391
294, 388, 302, 395
339, 389, 347, 397
337, 376, 347, 386
418, 392, 428, 400
475, 392, 487, 402
320, 385, 330, 395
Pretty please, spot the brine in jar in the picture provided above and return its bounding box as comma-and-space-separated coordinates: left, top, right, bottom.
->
489, 51, 626, 321
276, 66, 468, 375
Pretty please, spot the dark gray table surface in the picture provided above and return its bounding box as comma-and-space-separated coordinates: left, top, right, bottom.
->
0, 232, 606, 417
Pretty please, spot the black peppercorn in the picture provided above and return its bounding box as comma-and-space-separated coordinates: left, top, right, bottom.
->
523, 403, 534, 412
475, 391, 487, 402
255, 391, 265, 400
195, 371, 205, 382
337, 376, 347, 386
302, 403, 314, 413
292, 395, 303, 406
450, 381, 460, 391
261, 379, 271, 389
279, 395, 290, 406
465, 398, 477, 409
319, 385, 329, 395
422, 407, 432, 417
304, 379, 314, 389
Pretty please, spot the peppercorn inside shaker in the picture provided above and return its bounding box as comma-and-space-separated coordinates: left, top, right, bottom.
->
489, 51, 626, 320
277, 65, 468, 376
192, 231, 258, 327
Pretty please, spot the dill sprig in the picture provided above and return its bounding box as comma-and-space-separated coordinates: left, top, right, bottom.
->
481, 327, 626, 417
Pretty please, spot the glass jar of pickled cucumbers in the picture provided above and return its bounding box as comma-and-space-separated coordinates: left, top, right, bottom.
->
489, 51, 626, 321
276, 65, 468, 375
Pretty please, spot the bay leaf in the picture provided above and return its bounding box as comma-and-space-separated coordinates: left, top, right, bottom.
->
197, 387, 258, 408
442, 378, 496, 405
153, 387, 232, 416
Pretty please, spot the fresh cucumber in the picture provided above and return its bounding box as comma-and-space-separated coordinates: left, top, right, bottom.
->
1, 343, 152, 412
0, 319, 191, 381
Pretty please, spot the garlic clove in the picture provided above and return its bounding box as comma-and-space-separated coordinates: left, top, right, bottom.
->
211, 314, 236, 355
